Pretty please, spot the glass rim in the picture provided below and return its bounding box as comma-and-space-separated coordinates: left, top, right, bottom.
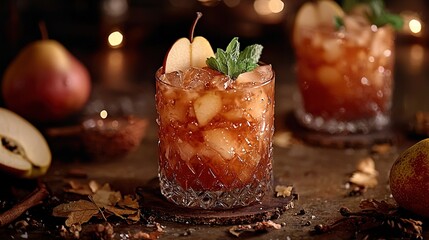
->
155, 64, 275, 91
295, 24, 395, 38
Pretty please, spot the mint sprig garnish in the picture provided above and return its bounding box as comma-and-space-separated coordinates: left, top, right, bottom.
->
206, 37, 263, 79
339, 0, 404, 30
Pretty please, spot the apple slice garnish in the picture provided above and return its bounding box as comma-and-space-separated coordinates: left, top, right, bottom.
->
293, 0, 345, 45
163, 12, 215, 73
0, 108, 51, 178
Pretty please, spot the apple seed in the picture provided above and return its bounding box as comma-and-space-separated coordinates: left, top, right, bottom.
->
1, 136, 26, 157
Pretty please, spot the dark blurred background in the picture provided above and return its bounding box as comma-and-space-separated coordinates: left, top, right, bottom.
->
0, 0, 428, 122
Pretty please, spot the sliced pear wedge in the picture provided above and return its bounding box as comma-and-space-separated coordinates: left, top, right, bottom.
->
163, 12, 215, 74
293, 0, 345, 45
164, 38, 192, 74
0, 108, 51, 178
164, 36, 215, 73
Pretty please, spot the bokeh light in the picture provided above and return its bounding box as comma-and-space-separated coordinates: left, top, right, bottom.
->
254, 0, 284, 15
100, 110, 108, 119
409, 19, 422, 34
108, 31, 123, 48
224, 0, 240, 8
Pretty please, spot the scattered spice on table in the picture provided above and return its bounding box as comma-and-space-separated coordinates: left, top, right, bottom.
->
228, 220, 281, 237
313, 199, 423, 240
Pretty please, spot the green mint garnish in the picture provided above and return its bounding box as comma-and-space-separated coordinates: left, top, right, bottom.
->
206, 37, 263, 79
334, 16, 345, 30
338, 0, 404, 30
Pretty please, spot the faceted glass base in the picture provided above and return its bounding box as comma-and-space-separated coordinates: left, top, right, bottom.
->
294, 108, 390, 134
159, 173, 273, 209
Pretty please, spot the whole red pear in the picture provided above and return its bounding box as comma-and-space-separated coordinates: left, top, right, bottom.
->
389, 138, 429, 217
2, 40, 91, 123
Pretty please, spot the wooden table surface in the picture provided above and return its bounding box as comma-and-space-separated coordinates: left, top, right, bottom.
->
1, 42, 429, 240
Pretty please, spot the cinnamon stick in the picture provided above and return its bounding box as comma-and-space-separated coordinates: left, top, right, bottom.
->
0, 182, 49, 227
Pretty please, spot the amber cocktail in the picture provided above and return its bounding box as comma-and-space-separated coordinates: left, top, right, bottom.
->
292, 1, 399, 134
155, 65, 275, 209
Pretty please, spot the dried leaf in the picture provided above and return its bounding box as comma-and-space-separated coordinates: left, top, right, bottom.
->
359, 199, 396, 214
92, 189, 122, 208
104, 206, 137, 219
356, 157, 378, 177
64, 180, 93, 196
52, 200, 99, 227
275, 185, 293, 198
118, 195, 139, 209
314, 199, 423, 240
89, 180, 102, 193
273, 131, 293, 148
127, 209, 141, 222
349, 172, 378, 188
347, 157, 378, 193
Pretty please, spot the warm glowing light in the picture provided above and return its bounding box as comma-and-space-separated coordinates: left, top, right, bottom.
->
103, 0, 128, 17
254, 0, 271, 15
409, 44, 424, 73
100, 110, 108, 119
108, 31, 123, 48
409, 19, 422, 34
224, 0, 240, 7
107, 50, 124, 73
268, 0, 284, 13
254, 0, 284, 15
198, 0, 219, 7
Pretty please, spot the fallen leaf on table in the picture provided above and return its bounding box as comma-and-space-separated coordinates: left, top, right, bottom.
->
55, 180, 142, 225
313, 199, 423, 240
105, 205, 137, 218
64, 180, 93, 195
52, 200, 99, 227
89, 180, 102, 193
346, 157, 378, 196
118, 195, 139, 209
349, 172, 378, 188
275, 185, 293, 198
356, 157, 379, 177
92, 189, 122, 207
229, 220, 281, 237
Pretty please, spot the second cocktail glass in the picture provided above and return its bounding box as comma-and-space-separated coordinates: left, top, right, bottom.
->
293, 1, 398, 134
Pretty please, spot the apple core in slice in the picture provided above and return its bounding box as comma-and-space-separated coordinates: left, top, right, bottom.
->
293, 0, 345, 45
0, 108, 51, 178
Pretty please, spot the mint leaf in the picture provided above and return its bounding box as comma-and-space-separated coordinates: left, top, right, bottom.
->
334, 16, 345, 29
341, 0, 403, 30
206, 38, 263, 79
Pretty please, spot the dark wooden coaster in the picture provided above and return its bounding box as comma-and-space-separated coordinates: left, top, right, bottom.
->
136, 178, 297, 225
283, 111, 395, 148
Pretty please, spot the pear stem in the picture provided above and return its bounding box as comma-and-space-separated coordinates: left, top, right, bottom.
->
38, 21, 49, 40
190, 12, 203, 43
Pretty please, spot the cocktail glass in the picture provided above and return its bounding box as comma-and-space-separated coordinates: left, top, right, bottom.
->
294, 18, 395, 134
155, 65, 275, 209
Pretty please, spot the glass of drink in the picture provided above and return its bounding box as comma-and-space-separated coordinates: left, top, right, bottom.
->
155, 63, 275, 209
293, 2, 398, 134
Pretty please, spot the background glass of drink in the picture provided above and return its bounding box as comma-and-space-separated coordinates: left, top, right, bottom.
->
294, 17, 395, 134
155, 65, 275, 209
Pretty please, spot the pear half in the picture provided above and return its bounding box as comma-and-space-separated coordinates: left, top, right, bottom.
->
164, 36, 215, 73
293, 0, 345, 45
0, 108, 51, 178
